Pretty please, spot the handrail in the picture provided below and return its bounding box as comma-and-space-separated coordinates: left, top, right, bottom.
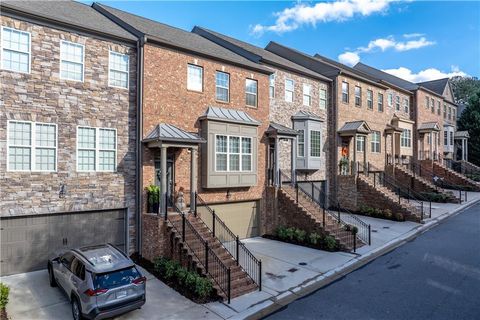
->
279, 170, 358, 252
367, 163, 431, 219
194, 193, 262, 290
167, 205, 231, 303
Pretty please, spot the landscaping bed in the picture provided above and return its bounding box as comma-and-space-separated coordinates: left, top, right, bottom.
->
1, 282, 9, 320
264, 226, 341, 252
356, 205, 405, 221
132, 254, 220, 304
419, 192, 451, 203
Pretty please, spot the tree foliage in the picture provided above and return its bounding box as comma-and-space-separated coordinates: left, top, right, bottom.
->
450, 76, 480, 104
458, 89, 480, 166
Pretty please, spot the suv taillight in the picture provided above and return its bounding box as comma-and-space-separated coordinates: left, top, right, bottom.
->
84, 288, 108, 296
132, 276, 146, 285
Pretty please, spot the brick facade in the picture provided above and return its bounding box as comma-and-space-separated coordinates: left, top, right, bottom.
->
0, 16, 137, 248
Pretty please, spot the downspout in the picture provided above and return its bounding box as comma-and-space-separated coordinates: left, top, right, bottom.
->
330, 77, 338, 207
136, 35, 146, 254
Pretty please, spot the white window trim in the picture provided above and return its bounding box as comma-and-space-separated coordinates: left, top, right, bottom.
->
356, 136, 365, 152
303, 83, 311, 106
367, 90, 373, 109
371, 131, 381, 153
297, 129, 305, 157
285, 79, 294, 102
187, 64, 203, 92
245, 78, 258, 107
60, 40, 85, 82
7, 120, 58, 172
269, 73, 275, 99
342, 82, 349, 103
1, 26, 32, 74
214, 134, 253, 173
108, 50, 129, 89
378, 93, 384, 111
401, 129, 412, 148
388, 93, 393, 107
76, 126, 117, 172
319, 88, 327, 109
215, 71, 230, 102
309, 129, 322, 158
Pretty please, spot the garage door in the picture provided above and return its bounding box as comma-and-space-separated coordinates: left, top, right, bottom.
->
0, 208, 126, 276
199, 200, 259, 239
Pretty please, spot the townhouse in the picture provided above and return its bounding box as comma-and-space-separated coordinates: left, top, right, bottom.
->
0, 1, 138, 276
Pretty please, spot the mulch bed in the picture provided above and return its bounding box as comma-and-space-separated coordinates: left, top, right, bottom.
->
262, 234, 339, 252
131, 254, 220, 304
1, 308, 8, 320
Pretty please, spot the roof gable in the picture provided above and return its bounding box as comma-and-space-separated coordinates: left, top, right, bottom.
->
417, 78, 449, 96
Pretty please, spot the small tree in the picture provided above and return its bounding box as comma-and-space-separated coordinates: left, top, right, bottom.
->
458, 89, 480, 166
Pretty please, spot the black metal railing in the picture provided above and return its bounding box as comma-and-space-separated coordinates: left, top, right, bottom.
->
167, 206, 232, 303
365, 163, 431, 220
452, 161, 480, 181
194, 193, 262, 290
278, 170, 359, 252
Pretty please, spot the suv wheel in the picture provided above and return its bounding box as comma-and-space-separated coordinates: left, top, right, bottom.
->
71, 297, 84, 320
48, 266, 57, 287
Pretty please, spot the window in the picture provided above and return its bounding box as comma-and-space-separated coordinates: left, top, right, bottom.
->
371, 131, 381, 153
367, 90, 373, 109
60, 41, 84, 81
453, 108, 456, 121
388, 93, 393, 107
297, 130, 305, 157
342, 82, 349, 103
319, 88, 327, 109
437, 101, 441, 115
356, 136, 365, 152
77, 127, 116, 172
245, 79, 258, 107
215, 135, 252, 172
187, 64, 203, 92
427, 134, 431, 145
425, 96, 429, 109
109, 52, 129, 88
215, 71, 229, 102
378, 93, 384, 112
444, 131, 448, 146
269, 73, 275, 98
431, 98, 435, 113
310, 130, 321, 157
1, 27, 30, 73
285, 79, 294, 102
303, 84, 311, 106
7, 121, 57, 171
403, 98, 409, 113
443, 104, 447, 118
401, 129, 411, 148
448, 106, 452, 120
450, 131, 454, 145
355, 86, 361, 106
395, 96, 400, 111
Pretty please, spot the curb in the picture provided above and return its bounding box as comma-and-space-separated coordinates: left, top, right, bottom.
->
237, 197, 480, 320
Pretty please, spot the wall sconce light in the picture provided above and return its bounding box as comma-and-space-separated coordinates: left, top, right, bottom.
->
59, 184, 66, 198
226, 189, 231, 200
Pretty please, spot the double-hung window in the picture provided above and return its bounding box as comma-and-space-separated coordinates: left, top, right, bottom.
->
342, 82, 349, 103
431, 98, 435, 113
60, 41, 84, 81
404, 98, 409, 113
448, 106, 452, 120
450, 131, 454, 145
1, 27, 30, 73
77, 127, 116, 172
310, 130, 321, 157
425, 96, 429, 109
187, 64, 203, 91
269, 73, 275, 98
453, 108, 456, 121
443, 104, 447, 118
8, 121, 57, 171
444, 131, 448, 146
245, 79, 258, 107
319, 88, 327, 109
285, 79, 294, 102
356, 136, 365, 152
401, 129, 411, 148
215, 135, 252, 172
355, 86, 361, 106
297, 130, 305, 157
395, 96, 400, 111
378, 93, 384, 112
109, 51, 129, 88
437, 101, 441, 115
303, 84, 311, 106
371, 131, 380, 153
367, 90, 373, 109
388, 93, 393, 107
215, 71, 229, 102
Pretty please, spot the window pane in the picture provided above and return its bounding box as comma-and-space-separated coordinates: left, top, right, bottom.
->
99, 129, 115, 150
229, 154, 239, 171
35, 124, 56, 147
297, 130, 305, 157
216, 72, 229, 101
99, 150, 115, 171
78, 150, 95, 171
216, 154, 227, 171
9, 122, 31, 146
269, 74, 275, 98
9, 146, 31, 170
242, 155, 251, 171
187, 65, 203, 91
241, 137, 251, 154
78, 127, 96, 149
229, 136, 240, 153
61, 42, 83, 63
310, 131, 321, 157
109, 52, 129, 72
35, 148, 56, 171
216, 135, 227, 153
245, 79, 257, 107
61, 61, 83, 81
109, 70, 128, 88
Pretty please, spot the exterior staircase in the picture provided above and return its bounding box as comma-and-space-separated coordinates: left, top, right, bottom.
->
433, 162, 480, 191
279, 184, 366, 252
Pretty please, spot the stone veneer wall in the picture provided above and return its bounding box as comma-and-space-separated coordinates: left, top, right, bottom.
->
142, 44, 270, 232
0, 16, 137, 249
336, 175, 358, 212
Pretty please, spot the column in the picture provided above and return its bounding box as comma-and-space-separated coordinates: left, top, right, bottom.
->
429, 132, 433, 160
363, 134, 368, 173
353, 135, 357, 174
274, 137, 280, 187
190, 147, 197, 212
465, 139, 468, 161
291, 138, 297, 186
160, 146, 167, 215
391, 133, 395, 165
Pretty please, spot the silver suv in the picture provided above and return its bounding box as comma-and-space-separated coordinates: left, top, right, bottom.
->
47, 244, 146, 320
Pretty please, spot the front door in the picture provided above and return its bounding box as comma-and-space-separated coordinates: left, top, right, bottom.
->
268, 142, 276, 185
155, 152, 175, 208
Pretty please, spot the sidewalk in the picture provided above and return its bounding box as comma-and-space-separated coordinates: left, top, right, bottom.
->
203, 191, 480, 320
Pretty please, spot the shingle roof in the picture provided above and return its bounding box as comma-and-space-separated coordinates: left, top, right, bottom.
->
291, 110, 323, 121
353, 63, 419, 91
192, 27, 331, 82
199, 106, 260, 126
143, 123, 205, 144
338, 121, 372, 135
266, 122, 299, 137
417, 78, 449, 96
1, 1, 136, 41
418, 122, 440, 131
94, 3, 271, 74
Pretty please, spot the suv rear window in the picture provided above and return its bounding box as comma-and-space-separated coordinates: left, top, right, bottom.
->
93, 267, 140, 289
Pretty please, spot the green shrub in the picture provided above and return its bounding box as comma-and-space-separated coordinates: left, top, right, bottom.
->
146, 185, 160, 204
293, 228, 307, 243
351, 226, 358, 235
175, 267, 189, 286
275, 226, 288, 240
308, 232, 322, 245
0, 283, 9, 310
153, 256, 168, 274
323, 236, 338, 251
393, 212, 404, 221
383, 209, 392, 219
185, 273, 197, 291
285, 227, 296, 241
194, 276, 213, 299
164, 260, 180, 281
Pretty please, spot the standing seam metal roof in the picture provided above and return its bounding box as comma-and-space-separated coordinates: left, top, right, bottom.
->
144, 123, 205, 143
199, 106, 260, 126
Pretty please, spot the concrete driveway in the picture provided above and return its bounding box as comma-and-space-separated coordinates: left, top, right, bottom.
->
0, 267, 221, 320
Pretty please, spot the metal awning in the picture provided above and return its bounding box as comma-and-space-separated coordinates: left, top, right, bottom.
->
266, 122, 298, 138
418, 122, 440, 132
143, 123, 205, 146
455, 131, 470, 139
291, 110, 323, 121
199, 106, 260, 126
338, 121, 371, 136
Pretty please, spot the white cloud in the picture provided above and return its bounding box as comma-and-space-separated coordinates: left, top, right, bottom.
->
382, 66, 468, 82
251, 0, 392, 35
338, 34, 435, 66
403, 33, 425, 38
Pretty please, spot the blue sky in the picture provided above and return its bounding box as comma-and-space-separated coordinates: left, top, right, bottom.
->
90, 1, 479, 82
